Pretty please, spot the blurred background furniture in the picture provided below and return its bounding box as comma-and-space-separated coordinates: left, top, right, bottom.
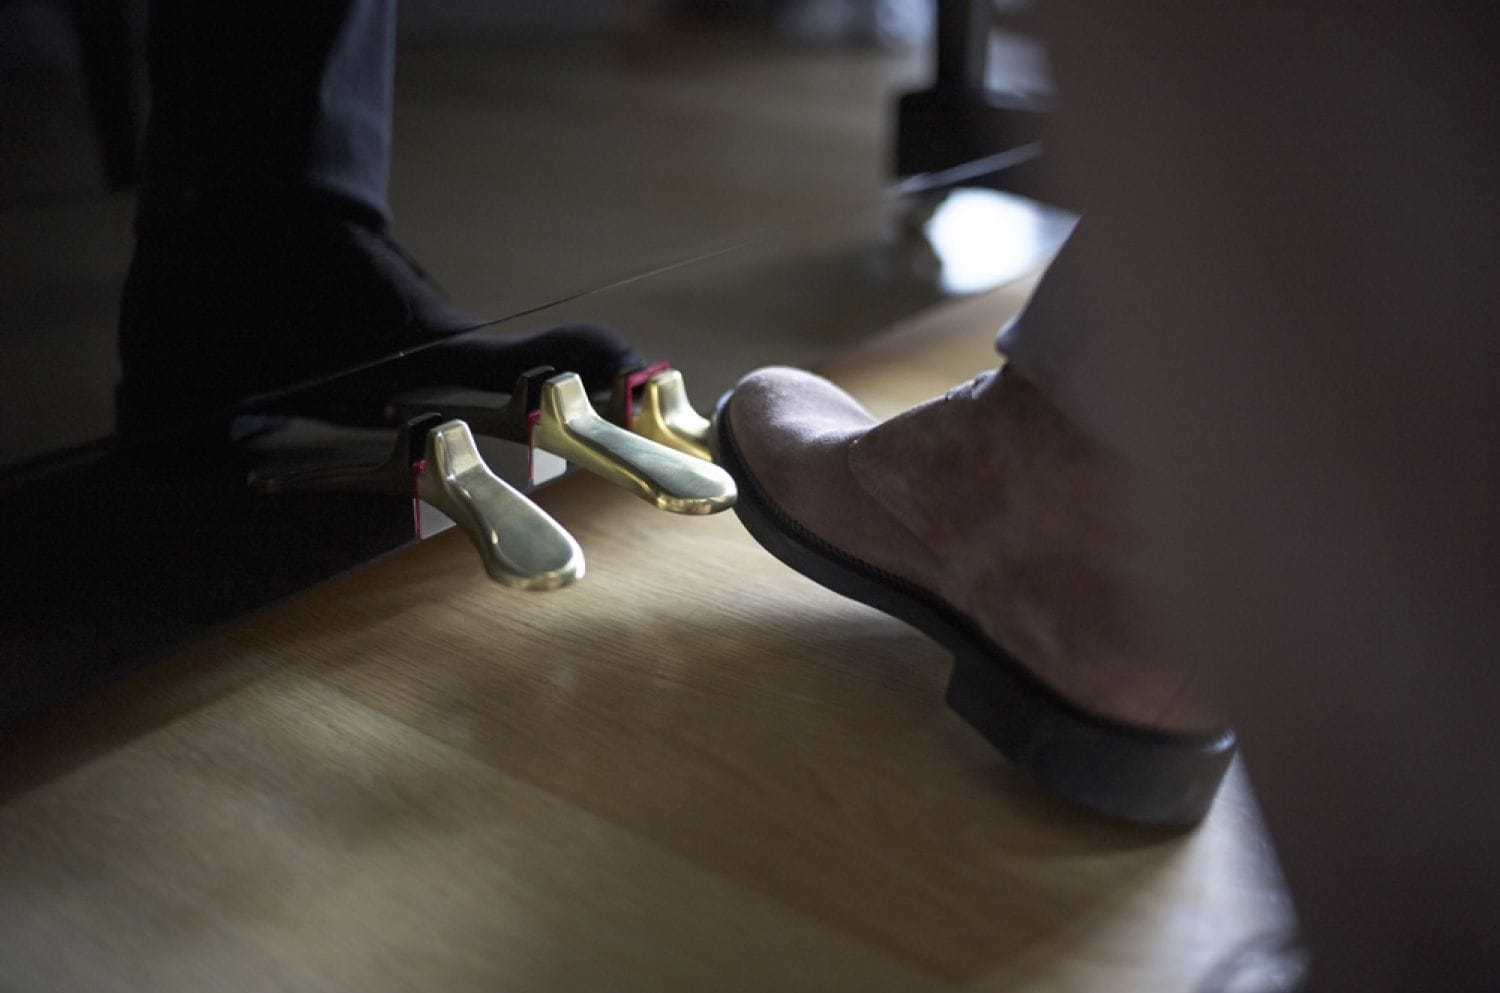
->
893, 0, 1055, 200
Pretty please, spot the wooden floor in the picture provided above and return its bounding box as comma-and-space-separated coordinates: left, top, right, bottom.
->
0, 282, 1291, 992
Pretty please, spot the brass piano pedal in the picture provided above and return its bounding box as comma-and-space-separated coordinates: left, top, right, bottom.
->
534, 372, 733, 514
618, 367, 717, 465
249, 414, 583, 591
391, 367, 736, 515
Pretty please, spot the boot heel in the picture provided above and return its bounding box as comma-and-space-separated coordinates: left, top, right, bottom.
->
945, 648, 1237, 829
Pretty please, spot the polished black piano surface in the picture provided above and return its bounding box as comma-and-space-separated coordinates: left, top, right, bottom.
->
0, 8, 1068, 726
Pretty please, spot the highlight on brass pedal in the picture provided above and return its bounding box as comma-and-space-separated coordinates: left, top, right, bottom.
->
249, 414, 584, 591
535, 372, 735, 515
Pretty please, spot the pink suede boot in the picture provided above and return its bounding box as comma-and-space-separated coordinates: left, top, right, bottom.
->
713, 365, 1235, 827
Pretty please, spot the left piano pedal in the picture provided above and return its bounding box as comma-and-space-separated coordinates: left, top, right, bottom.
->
249, 414, 583, 591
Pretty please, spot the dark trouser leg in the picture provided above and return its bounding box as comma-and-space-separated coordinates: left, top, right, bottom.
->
71, 0, 141, 189
117, 0, 640, 437
118, 0, 460, 433
137, 0, 395, 226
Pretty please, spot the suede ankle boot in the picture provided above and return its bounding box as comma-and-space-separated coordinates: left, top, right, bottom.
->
713, 365, 1236, 827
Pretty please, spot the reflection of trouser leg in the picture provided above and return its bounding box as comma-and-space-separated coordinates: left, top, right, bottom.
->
1029, 3, 1497, 990
138, 0, 395, 225
71, 0, 141, 188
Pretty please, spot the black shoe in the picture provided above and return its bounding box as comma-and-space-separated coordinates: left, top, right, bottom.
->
117, 210, 481, 434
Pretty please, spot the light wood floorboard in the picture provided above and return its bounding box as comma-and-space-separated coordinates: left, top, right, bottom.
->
0, 285, 1291, 992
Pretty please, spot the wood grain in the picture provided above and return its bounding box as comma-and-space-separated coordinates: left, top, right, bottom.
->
0, 286, 1291, 992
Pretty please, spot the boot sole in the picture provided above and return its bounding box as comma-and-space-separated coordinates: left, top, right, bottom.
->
713, 392, 1236, 829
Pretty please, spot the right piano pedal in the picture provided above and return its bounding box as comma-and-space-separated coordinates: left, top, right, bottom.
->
604, 363, 714, 462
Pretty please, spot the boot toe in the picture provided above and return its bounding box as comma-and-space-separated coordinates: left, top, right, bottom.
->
722, 368, 874, 515
718, 366, 940, 584
726, 367, 875, 461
